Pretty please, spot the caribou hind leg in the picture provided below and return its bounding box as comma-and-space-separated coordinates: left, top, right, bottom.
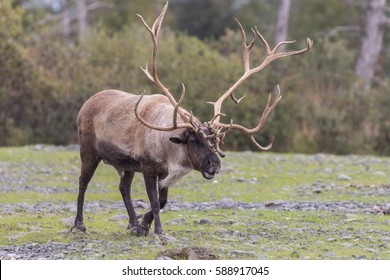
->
73, 149, 101, 233
139, 187, 169, 234
119, 171, 146, 236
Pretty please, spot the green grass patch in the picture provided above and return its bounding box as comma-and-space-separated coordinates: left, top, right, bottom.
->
1, 147, 389, 259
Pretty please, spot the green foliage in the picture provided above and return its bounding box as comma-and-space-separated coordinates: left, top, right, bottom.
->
0, 0, 24, 39
1, 0, 390, 155
170, 0, 236, 39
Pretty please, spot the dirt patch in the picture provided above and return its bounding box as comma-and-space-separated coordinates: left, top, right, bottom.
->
157, 247, 218, 260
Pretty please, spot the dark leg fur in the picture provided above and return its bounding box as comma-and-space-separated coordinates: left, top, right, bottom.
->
119, 171, 146, 236
142, 174, 164, 235
73, 150, 101, 233
140, 187, 168, 234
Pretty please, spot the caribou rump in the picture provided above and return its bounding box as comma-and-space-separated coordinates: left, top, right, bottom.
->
72, 2, 312, 238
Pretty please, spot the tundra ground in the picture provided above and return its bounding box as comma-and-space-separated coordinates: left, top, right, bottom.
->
0, 146, 389, 259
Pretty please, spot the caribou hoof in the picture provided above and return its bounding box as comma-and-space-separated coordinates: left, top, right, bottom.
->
129, 225, 148, 236
71, 224, 86, 233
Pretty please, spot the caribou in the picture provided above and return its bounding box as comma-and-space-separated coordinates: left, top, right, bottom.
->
72, 3, 312, 239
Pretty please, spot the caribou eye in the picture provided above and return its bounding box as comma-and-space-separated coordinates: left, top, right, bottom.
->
169, 137, 183, 144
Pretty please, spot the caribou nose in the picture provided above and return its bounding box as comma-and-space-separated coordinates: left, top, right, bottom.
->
202, 154, 221, 180
207, 154, 221, 172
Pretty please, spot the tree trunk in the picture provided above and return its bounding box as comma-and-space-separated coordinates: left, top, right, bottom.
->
275, 0, 291, 50
62, 4, 72, 45
355, 0, 386, 91
75, 0, 88, 40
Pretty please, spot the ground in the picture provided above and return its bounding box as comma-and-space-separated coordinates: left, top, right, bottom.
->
0, 145, 389, 259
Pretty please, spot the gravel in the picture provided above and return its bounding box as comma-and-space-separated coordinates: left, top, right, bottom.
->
1, 146, 389, 260
1, 199, 389, 215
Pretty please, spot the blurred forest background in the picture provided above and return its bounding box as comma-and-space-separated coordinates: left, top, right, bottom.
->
1, 0, 390, 155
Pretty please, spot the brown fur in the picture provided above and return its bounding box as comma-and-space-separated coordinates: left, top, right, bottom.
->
73, 90, 221, 236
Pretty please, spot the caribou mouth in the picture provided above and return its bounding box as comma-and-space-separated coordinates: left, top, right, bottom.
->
202, 170, 217, 180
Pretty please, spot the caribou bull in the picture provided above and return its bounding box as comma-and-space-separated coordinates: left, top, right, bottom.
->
72, 3, 312, 239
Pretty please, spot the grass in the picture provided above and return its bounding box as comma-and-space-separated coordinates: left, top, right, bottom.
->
0, 146, 389, 259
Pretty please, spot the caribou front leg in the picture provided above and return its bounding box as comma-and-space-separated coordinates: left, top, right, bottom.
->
142, 174, 164, 235
139, 187, 169, 234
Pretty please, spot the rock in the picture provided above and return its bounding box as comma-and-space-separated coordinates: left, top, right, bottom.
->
258, 254, 267, 260
338, 174, 352, 181
158, 233, 176, 244
61, 217, 74, 227
313, 188, 322, 194
156, 256, 172, 260
157, 247, 217, 260
341, 243, 353, 248
324, 252, 336, 258
197, 218, 212, 225
340, 235, 353, 240
290, 228, 304, 233
219, 198, 235, 209
134, 200, 149, 209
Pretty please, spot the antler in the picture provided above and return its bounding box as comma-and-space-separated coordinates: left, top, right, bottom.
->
135, 2, 195, 131
207, 19, 313, 154
134, 3, 312, 157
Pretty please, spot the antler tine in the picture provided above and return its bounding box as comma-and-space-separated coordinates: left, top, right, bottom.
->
235, 18, 256, 73
137, 2, 190, 127
207, 18, 312, 152
249, 135, 274, 151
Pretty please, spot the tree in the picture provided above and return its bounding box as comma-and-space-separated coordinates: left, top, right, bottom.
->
275, 0, 291, 50
75, 0, 88, 40
170, 0, 235, 39
355, 0, 390, 91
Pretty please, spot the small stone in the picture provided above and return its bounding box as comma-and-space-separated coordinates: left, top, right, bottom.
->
258, 254, 267, 260
134, 200, 149, 209
341, 243, 353, 248
219, 198, 235, 209
338, 174, 352, 181
61, 217, 74, 227
324, 252, 336, 258
197, 218, 212, 225
313, 188, 322, 194
290, 228, 303, 233
340, 235, 353, 240
156, 256, 172, 260
325, 185, 332, 191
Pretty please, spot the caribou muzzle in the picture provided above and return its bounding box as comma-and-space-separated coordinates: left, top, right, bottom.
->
201, 153, 221, 180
